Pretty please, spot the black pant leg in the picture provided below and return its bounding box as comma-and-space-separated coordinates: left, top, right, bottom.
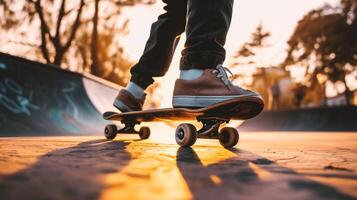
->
130, 0, 188, 89
180, 0, 234, 70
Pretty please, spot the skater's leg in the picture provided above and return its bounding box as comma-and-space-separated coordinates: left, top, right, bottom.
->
130, 0, 188, 90
173, 0, 264, 116
178, 0, 234, 81
114, 0, 188, 112
180, 0, 234, 71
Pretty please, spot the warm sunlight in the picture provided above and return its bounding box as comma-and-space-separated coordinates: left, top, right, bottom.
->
120, 0, 341, 107
1, 1, 357, 199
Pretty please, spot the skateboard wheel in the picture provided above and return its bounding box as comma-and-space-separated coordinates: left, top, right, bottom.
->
139, 126, 150, 139
175, 123, 197, 147
104, 124, 117, 140
219, 127, 239, 148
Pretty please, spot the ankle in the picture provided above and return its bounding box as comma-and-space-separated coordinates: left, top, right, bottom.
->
126, 82, 145, 99
179, 69, 204, 80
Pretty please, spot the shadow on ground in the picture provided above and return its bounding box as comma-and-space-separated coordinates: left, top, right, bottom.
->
176, 147, 356, 200
0, 139, 356, 200
0, 139, 137, 199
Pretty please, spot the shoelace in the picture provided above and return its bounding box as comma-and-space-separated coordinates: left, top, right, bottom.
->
212, 64, 234, 87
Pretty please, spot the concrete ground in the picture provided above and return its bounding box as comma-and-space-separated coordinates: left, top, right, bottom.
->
0, 124, 356, 200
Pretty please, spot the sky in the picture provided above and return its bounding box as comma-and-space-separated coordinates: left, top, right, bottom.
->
120, 0, 341, 107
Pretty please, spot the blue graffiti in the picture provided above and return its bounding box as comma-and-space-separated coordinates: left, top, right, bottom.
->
0, 78, 40, 116
62, 82, 79, 119
4, 78, 22, 95
0, 62, 6, 70
49, 81, 84, 133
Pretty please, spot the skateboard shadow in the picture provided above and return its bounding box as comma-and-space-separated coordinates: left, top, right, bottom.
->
0, 138, 137, 200
176, 147, 356, 200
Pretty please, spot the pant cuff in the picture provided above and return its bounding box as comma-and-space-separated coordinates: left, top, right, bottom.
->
130, 74, 154, 90
180, 54, 224, 70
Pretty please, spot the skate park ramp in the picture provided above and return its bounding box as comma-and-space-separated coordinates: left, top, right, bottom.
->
0, 52, 121, 136
239, 106, 357, 132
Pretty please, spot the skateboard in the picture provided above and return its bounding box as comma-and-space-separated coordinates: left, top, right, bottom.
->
103, 96, 264, 148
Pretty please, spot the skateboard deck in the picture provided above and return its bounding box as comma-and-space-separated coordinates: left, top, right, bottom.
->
103, 96, 264, 148
103, 96, 264, 123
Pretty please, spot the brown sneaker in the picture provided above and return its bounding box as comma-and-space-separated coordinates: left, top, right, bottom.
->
173, 65, 264, 110
113, 89, 146, 112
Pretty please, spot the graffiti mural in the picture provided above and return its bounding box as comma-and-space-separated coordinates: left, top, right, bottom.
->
0, 77, 40, 115
0, 53, 108, 136
0, 63, 6, 69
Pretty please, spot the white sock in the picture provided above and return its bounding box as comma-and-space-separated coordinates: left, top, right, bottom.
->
126, 82, 145, 99
179, 69, 204, 80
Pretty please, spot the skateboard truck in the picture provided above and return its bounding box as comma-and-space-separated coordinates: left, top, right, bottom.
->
196, 116, 229, 139
175, 116, 239, 148
104, 120, 150, 140
104, 115, 239, 148
118, 121, 140, 133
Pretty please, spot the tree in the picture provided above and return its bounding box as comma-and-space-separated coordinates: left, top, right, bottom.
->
0, 0, 155, 70
231, 24, 272, 90
284, 0, 357, 105
0, 0, 159, 107
89, 0, 155, 77
232, 24, 271, 67
232, 24, 276, 108
1, 0, 85, 65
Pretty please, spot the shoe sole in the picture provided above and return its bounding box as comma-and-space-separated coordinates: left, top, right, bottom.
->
172, 94, 263, 108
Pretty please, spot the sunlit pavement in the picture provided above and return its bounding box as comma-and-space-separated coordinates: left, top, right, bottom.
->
0, 123, 356, 200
